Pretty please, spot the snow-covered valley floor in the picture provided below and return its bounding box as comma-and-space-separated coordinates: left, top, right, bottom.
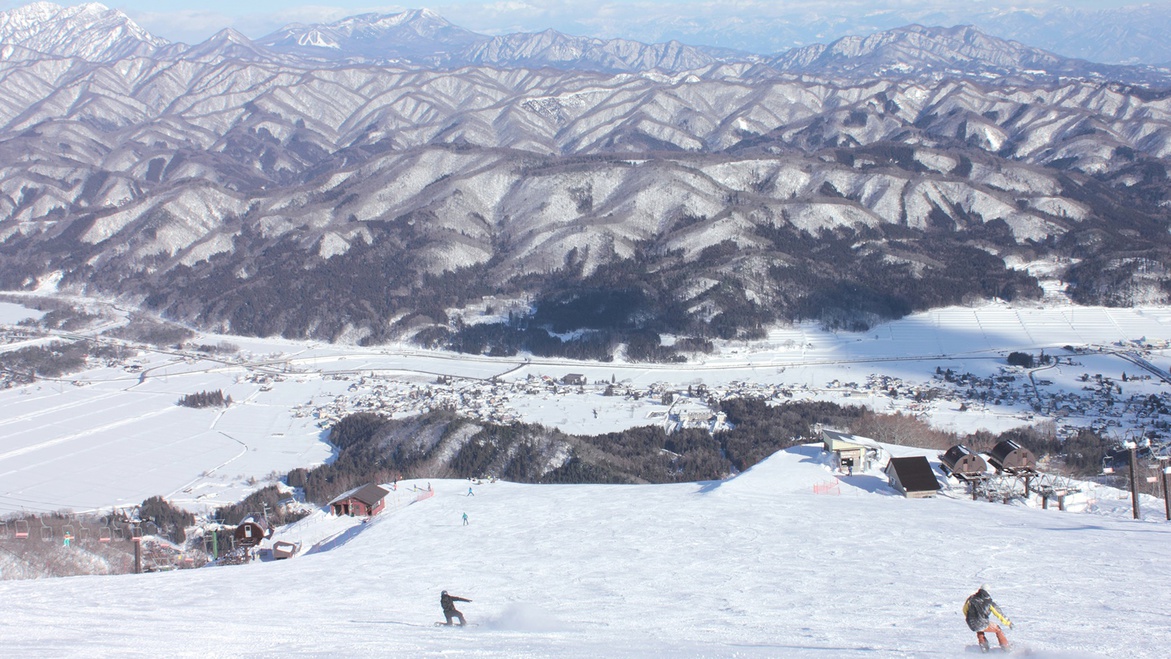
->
1, 448, 1168, 658
3, 298, 1171, 517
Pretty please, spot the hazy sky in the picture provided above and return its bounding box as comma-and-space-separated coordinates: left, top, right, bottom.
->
1, 1, 1164, 49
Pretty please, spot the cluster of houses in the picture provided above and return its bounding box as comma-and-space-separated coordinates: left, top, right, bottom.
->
285, 356, 1171, 450
293, 374, 525, 428
929, 365, 1170, 440
293, 371, 745, 434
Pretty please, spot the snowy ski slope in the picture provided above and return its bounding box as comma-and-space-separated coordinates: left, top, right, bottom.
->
0, 447, 1167, 657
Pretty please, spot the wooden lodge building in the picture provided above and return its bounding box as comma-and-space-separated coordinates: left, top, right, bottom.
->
329, 483, 391, 517
885, 456, 942, 498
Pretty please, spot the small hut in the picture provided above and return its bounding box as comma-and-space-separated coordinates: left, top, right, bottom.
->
561, 373, 587, 386
272, 540, 300, 560
821, 428, 878, 473
234, 516, 271, 548
988, 440, 1037, 475
939, 445, 988, 481
329, 483, 390, 517
885, 456, 942, 498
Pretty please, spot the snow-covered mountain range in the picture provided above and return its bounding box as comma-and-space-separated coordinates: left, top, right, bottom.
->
0, 3, 1169, 347
769, 24, 1165, 85
4, 3, 1170, 81
585, 3, 1171, 67
0, 3, 748, 73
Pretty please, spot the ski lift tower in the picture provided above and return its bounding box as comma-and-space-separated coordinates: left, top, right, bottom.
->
1158, 456, 1171, 521
1123, 440, 1140, 520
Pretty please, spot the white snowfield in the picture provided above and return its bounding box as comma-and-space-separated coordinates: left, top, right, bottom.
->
1, 449, 1168, 658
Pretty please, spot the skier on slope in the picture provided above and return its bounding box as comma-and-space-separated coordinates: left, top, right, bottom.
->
440, 590, 472, 626
963, 585, 1013, 652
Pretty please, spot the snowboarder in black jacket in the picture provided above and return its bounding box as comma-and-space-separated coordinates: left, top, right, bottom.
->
964, 585, 1013, 651
441, 590, 471, 626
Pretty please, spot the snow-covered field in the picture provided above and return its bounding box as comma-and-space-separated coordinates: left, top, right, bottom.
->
1, 297, 1170, 515
1, 448, 1168, 657
0, 301, 43, 325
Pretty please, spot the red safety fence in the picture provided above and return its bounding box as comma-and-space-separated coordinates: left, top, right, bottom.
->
414, 490, 435, 503
812, 479, 841, 495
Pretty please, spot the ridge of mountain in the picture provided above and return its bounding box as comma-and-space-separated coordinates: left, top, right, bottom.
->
0, 2, 165, 61
256, 8, 486, 64
771, 24, 1169, 85
2, 3, 1168, 84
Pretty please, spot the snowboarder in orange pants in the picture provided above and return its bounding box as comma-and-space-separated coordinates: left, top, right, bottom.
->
964, 585, 1013, 652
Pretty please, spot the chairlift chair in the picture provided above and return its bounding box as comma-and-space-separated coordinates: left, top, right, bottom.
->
78, 525, 91, 544
39, 516, 54, 542
62, 522, 76, 546
113, 522, 125, 542
14, 518, 29, 539
0, 520, 8, 540
98, 524, 112, 543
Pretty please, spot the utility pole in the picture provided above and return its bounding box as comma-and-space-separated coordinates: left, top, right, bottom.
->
209, 513, 219, 559
1126, 441, 1140, 520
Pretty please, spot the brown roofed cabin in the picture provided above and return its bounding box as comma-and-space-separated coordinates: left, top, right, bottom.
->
885, 456, 942, 498
987, 439, 1038, 475
561, 374, 587, 386
939, 444, 988, 481
329, 483, 390, 517
234, 516, 271, 548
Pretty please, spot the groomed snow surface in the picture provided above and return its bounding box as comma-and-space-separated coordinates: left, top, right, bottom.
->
1, 448, 1168, 657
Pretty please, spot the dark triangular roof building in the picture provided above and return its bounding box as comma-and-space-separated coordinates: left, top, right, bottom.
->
885, 456, 941, 498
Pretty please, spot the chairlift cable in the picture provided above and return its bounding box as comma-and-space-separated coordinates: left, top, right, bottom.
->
0, 492, 103, 510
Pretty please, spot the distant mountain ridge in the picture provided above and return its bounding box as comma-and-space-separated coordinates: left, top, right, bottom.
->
256, 8, 486, 64
0, 1, 163, 60
1, 2, 1168, 84
770, 24, 1166, 85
